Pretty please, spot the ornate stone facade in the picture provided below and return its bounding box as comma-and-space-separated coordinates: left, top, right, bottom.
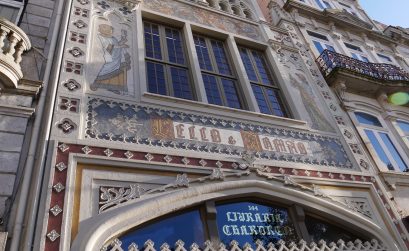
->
1, 0, 409, 251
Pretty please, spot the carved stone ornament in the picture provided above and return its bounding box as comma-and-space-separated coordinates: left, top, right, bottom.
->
62, 79, 81, 92
53, 183, 65, 193
50, 205, 63, 216
46, 230, 60, 242
57, 118, 76, 134
102, 237, 388, 251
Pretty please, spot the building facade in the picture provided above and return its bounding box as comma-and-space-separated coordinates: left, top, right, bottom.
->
0, 0, 409, 250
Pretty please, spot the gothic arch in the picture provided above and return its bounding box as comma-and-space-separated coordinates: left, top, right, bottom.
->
71, 180, 400, 251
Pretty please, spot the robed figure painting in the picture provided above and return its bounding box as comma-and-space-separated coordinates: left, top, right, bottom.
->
91, 24, 131, 94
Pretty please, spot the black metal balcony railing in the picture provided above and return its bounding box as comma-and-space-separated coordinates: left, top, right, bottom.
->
316, 50, 409, 84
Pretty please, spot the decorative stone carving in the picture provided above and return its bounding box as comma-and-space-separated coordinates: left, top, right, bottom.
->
57, 119, 77, 134
62, 79, 81, 91
102, 236, 388, 251
46, 230, 60, 242
0, 17, 32, 89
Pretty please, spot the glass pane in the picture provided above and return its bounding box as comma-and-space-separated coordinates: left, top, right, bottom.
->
305, 215, 362, 244
202, 74, 223, 106
221, 79, 242, 109
216, 201, 298, 247
377, 53, 392, 63
144, 23, 162, 60
322, 1, 331, 8
166, 28, 185, 65
146, 62, 167, 95
239, 48, 258, 82
361, 56, 370, 63
252, 85, 271, 115
266, 88, 286, 117
251, 51, 274, 86
325, 44, 336, 52
194, 35, 213, 71
170, 67, 193, 100
365, 130, 394, 171
355, 112, 382, 127
398, 120, 409, 133
379, 133, 408, 172
351, 53, 360, 60
115, 210, 205, 250
314, 0, 325, 9
313, 41, 324, 54
211, 40, 232, 75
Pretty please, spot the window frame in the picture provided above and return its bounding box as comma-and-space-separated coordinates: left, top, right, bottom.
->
193, 33, 246, 110
353, 111, 409, 172
344, 42, 370, 62
0, 0, 24, 24
307, 31, 337, 55
376, 53, 394, 64
238, 46, 289, 117
143, 20, 196, 100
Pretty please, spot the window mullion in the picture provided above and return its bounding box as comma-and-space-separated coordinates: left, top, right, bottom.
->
183, 24, 208, 102
226, 36, 259, 112
205, 201, 220, 244
374, 131, 400, 171
217, 77, 228, 107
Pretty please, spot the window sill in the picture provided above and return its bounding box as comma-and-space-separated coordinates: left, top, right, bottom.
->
141, 92, 309, 130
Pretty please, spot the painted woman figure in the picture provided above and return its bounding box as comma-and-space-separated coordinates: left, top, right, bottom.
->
90, 24, 131, 94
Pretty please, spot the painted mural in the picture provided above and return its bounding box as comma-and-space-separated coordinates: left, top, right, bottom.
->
142, 0, 262, 41
289, 73, 335, 133
86, 97, 354, 169
87, 3, 135, 96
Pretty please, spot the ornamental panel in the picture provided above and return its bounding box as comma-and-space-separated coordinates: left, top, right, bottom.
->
86, 97, 354, 169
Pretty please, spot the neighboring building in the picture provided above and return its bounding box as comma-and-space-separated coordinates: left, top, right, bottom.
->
0, 0, 63, 250
0, 0, 409, 251
259, 0, 409, 247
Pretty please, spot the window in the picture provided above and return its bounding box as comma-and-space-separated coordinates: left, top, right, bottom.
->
0, 0, 24, 23
315, 0, 331, 9
338, 2, 360, 17
144, 21, 194, 100
239, 47, 288, 117
193, 34, 243, 109
307, 31, 336, 54
305, 215, 362, 243
355, 112, 408, 172
344, 43, 370, 62
110, 199, 370, 249
377, 53, 393, 63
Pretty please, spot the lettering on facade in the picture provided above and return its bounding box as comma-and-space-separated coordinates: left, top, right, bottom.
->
151, 118, 175, 140
220, 205, 293, 237
173, 122, 311, 155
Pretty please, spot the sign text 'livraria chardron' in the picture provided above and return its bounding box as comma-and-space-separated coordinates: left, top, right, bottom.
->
220, 205, 293, 237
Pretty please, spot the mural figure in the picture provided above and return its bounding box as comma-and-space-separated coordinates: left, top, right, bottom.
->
90, 24, 131, 94
289, 73, 335, 132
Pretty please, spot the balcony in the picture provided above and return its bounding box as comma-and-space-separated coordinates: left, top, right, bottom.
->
0, 17, 31, 90
316, 50, 409, 97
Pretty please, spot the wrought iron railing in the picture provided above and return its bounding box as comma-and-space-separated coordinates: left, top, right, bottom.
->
316, 50, 409, 84
102, 239, 389, 251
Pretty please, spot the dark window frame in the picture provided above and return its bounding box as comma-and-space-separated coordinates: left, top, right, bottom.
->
238, 46, 289, 117
193, 33, 246, 110
144, 20, 196, 100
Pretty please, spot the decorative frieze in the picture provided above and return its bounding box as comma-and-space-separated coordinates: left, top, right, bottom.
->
86, 98, 353, 169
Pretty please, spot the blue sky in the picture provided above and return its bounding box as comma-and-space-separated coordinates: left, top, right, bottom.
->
359, 0, 409, 27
